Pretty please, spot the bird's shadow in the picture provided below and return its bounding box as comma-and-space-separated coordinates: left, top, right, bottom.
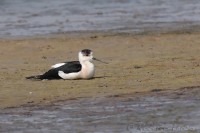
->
74, 76, 111, 80
25, 76, 111, 81
92, 76, 111, 79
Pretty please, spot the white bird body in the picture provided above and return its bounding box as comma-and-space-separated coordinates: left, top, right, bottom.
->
58, 61, 95, 80
26, 49, 96, 80
80, 61, 95, 79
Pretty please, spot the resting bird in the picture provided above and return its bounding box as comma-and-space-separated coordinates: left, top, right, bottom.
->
26, 49, 107, 80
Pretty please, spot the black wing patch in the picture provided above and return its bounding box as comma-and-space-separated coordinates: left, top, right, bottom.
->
40, 61, 81, 80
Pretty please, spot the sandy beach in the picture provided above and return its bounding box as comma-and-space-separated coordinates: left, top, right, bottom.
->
0, 32, 200, 109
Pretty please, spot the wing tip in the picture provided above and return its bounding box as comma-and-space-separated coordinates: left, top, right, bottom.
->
25, 75, 43, 80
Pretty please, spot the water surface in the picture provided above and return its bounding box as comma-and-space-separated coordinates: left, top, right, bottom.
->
1, 0, 200, 37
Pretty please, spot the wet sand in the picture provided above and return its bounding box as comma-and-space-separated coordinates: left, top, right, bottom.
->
1, 32, 200, 109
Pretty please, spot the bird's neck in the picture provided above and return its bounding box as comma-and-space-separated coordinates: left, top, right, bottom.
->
81, 61, 94, 69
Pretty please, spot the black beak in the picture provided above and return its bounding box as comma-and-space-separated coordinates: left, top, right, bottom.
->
93, 58, 108, 64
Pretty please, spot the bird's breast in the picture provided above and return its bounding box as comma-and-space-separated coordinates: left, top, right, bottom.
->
81, 63, 95, 79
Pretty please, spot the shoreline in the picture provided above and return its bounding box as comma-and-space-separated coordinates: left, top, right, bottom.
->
5, 85, 200, 109
2, 85, 200, 133
3, 25, 200, 40
1, 31, 200, 109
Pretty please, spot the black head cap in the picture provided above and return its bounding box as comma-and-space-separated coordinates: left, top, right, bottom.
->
81, 49, 92, 56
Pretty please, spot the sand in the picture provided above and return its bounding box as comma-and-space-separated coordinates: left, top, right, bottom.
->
0, 32, 200, 109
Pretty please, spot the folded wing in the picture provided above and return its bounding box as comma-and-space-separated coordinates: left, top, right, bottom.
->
26, 61, 82, 80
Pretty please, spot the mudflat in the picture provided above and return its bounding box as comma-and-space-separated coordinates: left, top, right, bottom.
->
1, 32, 200, 109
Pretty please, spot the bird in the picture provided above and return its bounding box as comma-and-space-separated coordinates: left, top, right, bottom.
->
26, 49, 107, 80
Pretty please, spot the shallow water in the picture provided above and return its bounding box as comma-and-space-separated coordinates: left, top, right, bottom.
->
1, 89, 200, 133
1, 0, 200, 37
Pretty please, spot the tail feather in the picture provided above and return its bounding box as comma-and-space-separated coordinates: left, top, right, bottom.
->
26, 75, 43, 80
